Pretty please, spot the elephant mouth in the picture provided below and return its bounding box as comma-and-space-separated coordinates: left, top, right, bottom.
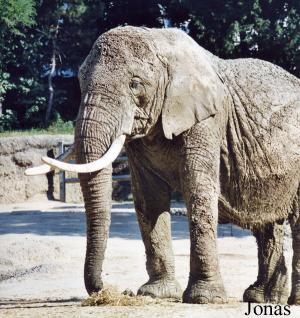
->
131, 110, 153, 139
24, 135, 126, 175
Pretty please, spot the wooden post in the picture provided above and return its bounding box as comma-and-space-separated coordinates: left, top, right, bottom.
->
58, 142, 66, 202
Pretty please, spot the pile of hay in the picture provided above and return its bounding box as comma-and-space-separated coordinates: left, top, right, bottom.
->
82, 286, 162, 306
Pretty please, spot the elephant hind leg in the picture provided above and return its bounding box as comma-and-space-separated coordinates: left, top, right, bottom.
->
243, 221, 289, 304
288, 186, 300, 305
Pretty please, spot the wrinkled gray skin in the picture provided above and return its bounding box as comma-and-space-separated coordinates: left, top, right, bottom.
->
76, 26, 300, 304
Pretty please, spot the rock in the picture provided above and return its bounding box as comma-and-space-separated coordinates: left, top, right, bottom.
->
0, 156, 16, 176
12, 151, 42, 167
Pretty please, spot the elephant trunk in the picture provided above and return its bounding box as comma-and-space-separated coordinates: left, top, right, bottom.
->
80, 166, 112, 294
75, 107, 117, 294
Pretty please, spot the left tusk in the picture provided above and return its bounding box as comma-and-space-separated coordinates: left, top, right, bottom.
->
25, 144, 75, 176
41, 135, 126, 173
25, 164, 53, 176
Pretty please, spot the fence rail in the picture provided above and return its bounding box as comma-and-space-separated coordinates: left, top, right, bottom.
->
58, 142, 130, 202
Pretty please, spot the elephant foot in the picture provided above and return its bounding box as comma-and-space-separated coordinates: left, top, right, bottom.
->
288, 293, 300, 305
137, 278, 182, 299
183, 276, 227, 304
243, 274, 288, 304
288, 282, 300, 305
243, 283, 265, 303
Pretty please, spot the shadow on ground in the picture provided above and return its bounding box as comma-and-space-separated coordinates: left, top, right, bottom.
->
0, 204, 250, 239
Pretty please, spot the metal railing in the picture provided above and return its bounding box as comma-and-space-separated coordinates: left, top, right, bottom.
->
58, 142, 131, 202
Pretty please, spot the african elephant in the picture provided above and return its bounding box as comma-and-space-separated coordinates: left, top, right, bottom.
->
26, 26, 300, 304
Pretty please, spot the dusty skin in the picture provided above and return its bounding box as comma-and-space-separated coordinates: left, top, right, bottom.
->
1, 201, 300, 317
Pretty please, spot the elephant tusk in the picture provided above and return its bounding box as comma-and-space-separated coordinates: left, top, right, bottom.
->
25, 144, 75, 176
41, 135, 126, 173
25, 164, 53, 176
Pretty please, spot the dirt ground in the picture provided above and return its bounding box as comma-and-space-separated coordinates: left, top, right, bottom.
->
1, 200, 300, 317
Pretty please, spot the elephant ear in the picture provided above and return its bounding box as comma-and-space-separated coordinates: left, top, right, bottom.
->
160, 37, 225, 139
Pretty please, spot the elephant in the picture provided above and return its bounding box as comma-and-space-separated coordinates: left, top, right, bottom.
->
25, 26, 300, 305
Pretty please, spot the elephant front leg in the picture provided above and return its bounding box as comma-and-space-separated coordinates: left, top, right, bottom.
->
243, 221, 288, 304
181, 122, 227, 304
137, 211, 182, 299
182, 191, 227, 304
128, 157, 182, 299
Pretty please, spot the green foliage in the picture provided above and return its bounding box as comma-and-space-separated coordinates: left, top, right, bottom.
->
0, 71, 15, 103
0, 0, 36, 34
21, 78, 47, 127
0, 0, 38, 131
0, 116, 74, 136
0, 0, 37, 83
48, 113, 74, 134
0, 109, 18, 132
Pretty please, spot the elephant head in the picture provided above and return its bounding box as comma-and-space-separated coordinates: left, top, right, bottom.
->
25, 26, 226, 294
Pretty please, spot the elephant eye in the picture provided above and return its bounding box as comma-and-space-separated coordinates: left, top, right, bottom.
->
130, 78, 144, 96
130, 80, 139, 89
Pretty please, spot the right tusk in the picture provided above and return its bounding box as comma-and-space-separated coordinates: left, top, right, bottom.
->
25, 144, 75, 176
41, 135, 126, 173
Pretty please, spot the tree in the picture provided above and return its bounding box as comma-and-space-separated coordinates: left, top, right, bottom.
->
0, 0, 36, 122
34, 0, 106, 126
32, 0, 164, 126
2, 0, 300, 132
166, 0, 300, 77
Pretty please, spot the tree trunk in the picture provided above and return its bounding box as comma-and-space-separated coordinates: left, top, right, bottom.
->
45, 48, 56, 126
44, 24, 59, 126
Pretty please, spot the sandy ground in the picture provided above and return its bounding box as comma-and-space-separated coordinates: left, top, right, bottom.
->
0, 200, 300, 317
